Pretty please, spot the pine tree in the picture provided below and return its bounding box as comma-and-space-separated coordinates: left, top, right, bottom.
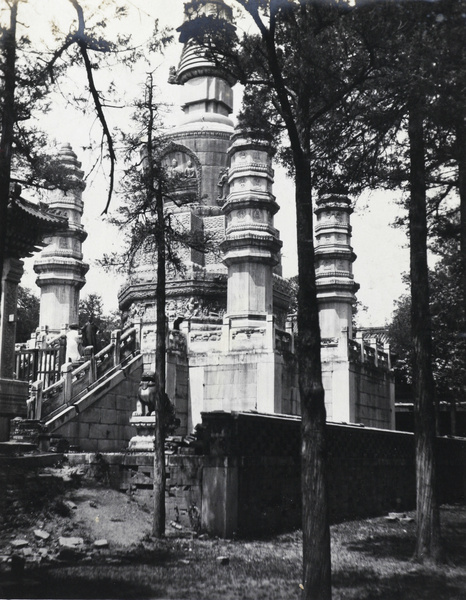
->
181, 1, 379, 596
104, 73, 209, 537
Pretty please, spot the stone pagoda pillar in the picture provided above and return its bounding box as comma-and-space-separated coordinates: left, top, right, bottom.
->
314, 192, 360, 423
34, 144, 89, 336
221, 131, 282, 351
314, 193, 359, 357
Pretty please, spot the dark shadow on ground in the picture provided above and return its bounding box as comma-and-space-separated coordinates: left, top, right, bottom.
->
333, 566, 466, 600
442, 520, 466, 567
0, 546, 175, 600
345, 521, 466, 568
345, 531, 416, 561
0, 573, 156, 599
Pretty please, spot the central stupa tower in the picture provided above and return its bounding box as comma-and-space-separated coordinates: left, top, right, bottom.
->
118, 0, 238, 354
118, 0, 295, 431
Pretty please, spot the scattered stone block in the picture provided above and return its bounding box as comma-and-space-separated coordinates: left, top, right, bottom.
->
64, 500, 78, 511
58, 536, 84, 548
11, 539, 29, 549
179, 559, 190, 565
198, 533, 209, 540
94, 539, 109, 549
170, 521, 182, 530
89, 501, 98, 508
22, 547, 33, 557
216, 556, 230, 565
34, 529, 50, 541
400, 516, 415, 523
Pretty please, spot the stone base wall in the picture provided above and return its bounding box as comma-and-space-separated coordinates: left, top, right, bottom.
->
350, 363, 395, 429
322, 360, 395, 429
69, 413, 466, 538
48, 355, 143, 452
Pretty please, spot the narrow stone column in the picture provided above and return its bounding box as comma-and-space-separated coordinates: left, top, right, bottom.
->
34, 144, 89, 336
221, 132, 282, 339
314, 193, 359, 358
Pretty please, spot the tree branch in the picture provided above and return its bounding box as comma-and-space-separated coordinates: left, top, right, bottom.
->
68, 0, 116, 213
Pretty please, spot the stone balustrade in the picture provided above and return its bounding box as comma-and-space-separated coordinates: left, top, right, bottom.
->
348, 338, 392, 370
26, 327, 140, 422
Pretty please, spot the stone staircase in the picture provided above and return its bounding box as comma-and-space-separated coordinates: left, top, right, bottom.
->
6, 327, 143, 453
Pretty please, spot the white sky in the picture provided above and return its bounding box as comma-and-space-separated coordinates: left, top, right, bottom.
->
18, 0, 411, 327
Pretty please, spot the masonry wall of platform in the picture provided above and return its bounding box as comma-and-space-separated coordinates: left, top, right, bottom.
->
51, 360, 143, 452
100, 413, 466, 538
322, 359, 395, 429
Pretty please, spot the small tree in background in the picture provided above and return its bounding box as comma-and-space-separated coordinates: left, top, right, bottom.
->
79, 293, 121, 347
389, 246, 466, 437
15, 286, 40, 344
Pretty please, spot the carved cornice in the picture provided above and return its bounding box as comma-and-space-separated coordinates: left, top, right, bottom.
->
223, 194, 279, 215
118, 273, 228, 310
165, 129, 232, 142
226, 223, 279, 236
228, 163, 274, 179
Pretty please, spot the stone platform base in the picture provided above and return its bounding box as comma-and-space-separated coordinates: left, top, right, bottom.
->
128, 415, 156, 452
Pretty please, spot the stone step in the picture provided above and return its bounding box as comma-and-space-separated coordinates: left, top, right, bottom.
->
0, 440, 38, 455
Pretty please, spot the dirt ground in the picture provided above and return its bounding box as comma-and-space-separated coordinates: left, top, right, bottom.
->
0, 464, 465, 599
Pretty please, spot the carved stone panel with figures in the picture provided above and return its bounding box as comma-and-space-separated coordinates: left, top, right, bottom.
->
162, 151, 199, 185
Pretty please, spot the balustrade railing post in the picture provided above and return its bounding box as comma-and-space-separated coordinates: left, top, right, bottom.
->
384, 343, 392, 370
355, 331, 365, 363
83, 346, 96, 385
61, 363, 73, 405
59, 335, 66, 368
31, 348, 39, 382
31, 380, 43, 420
371, 339, 379, 367
112, 330, 121, 366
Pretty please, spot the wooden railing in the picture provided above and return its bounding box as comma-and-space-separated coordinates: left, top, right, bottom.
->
15, 338, 66, 386
27, 327, 140, 422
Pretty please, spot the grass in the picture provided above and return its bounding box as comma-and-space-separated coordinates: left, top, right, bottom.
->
1, 504, 466, 599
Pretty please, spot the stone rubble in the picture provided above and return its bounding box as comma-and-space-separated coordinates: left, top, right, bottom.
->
10, 539, 29, 548
385, 512, 415, 523
58, 536, 84, 548
2, 524, 112, 573
34, 529, 50, 540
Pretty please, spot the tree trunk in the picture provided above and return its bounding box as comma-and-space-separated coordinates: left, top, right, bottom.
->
0, 1, 18, 307
146, 74, 166, 538
296, 157, 332, 600
450, 397, 457, 437
152, 186, 166, 538
456, 115, 466, 322
408, 104, 442, 563
455, 115, 466, 433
